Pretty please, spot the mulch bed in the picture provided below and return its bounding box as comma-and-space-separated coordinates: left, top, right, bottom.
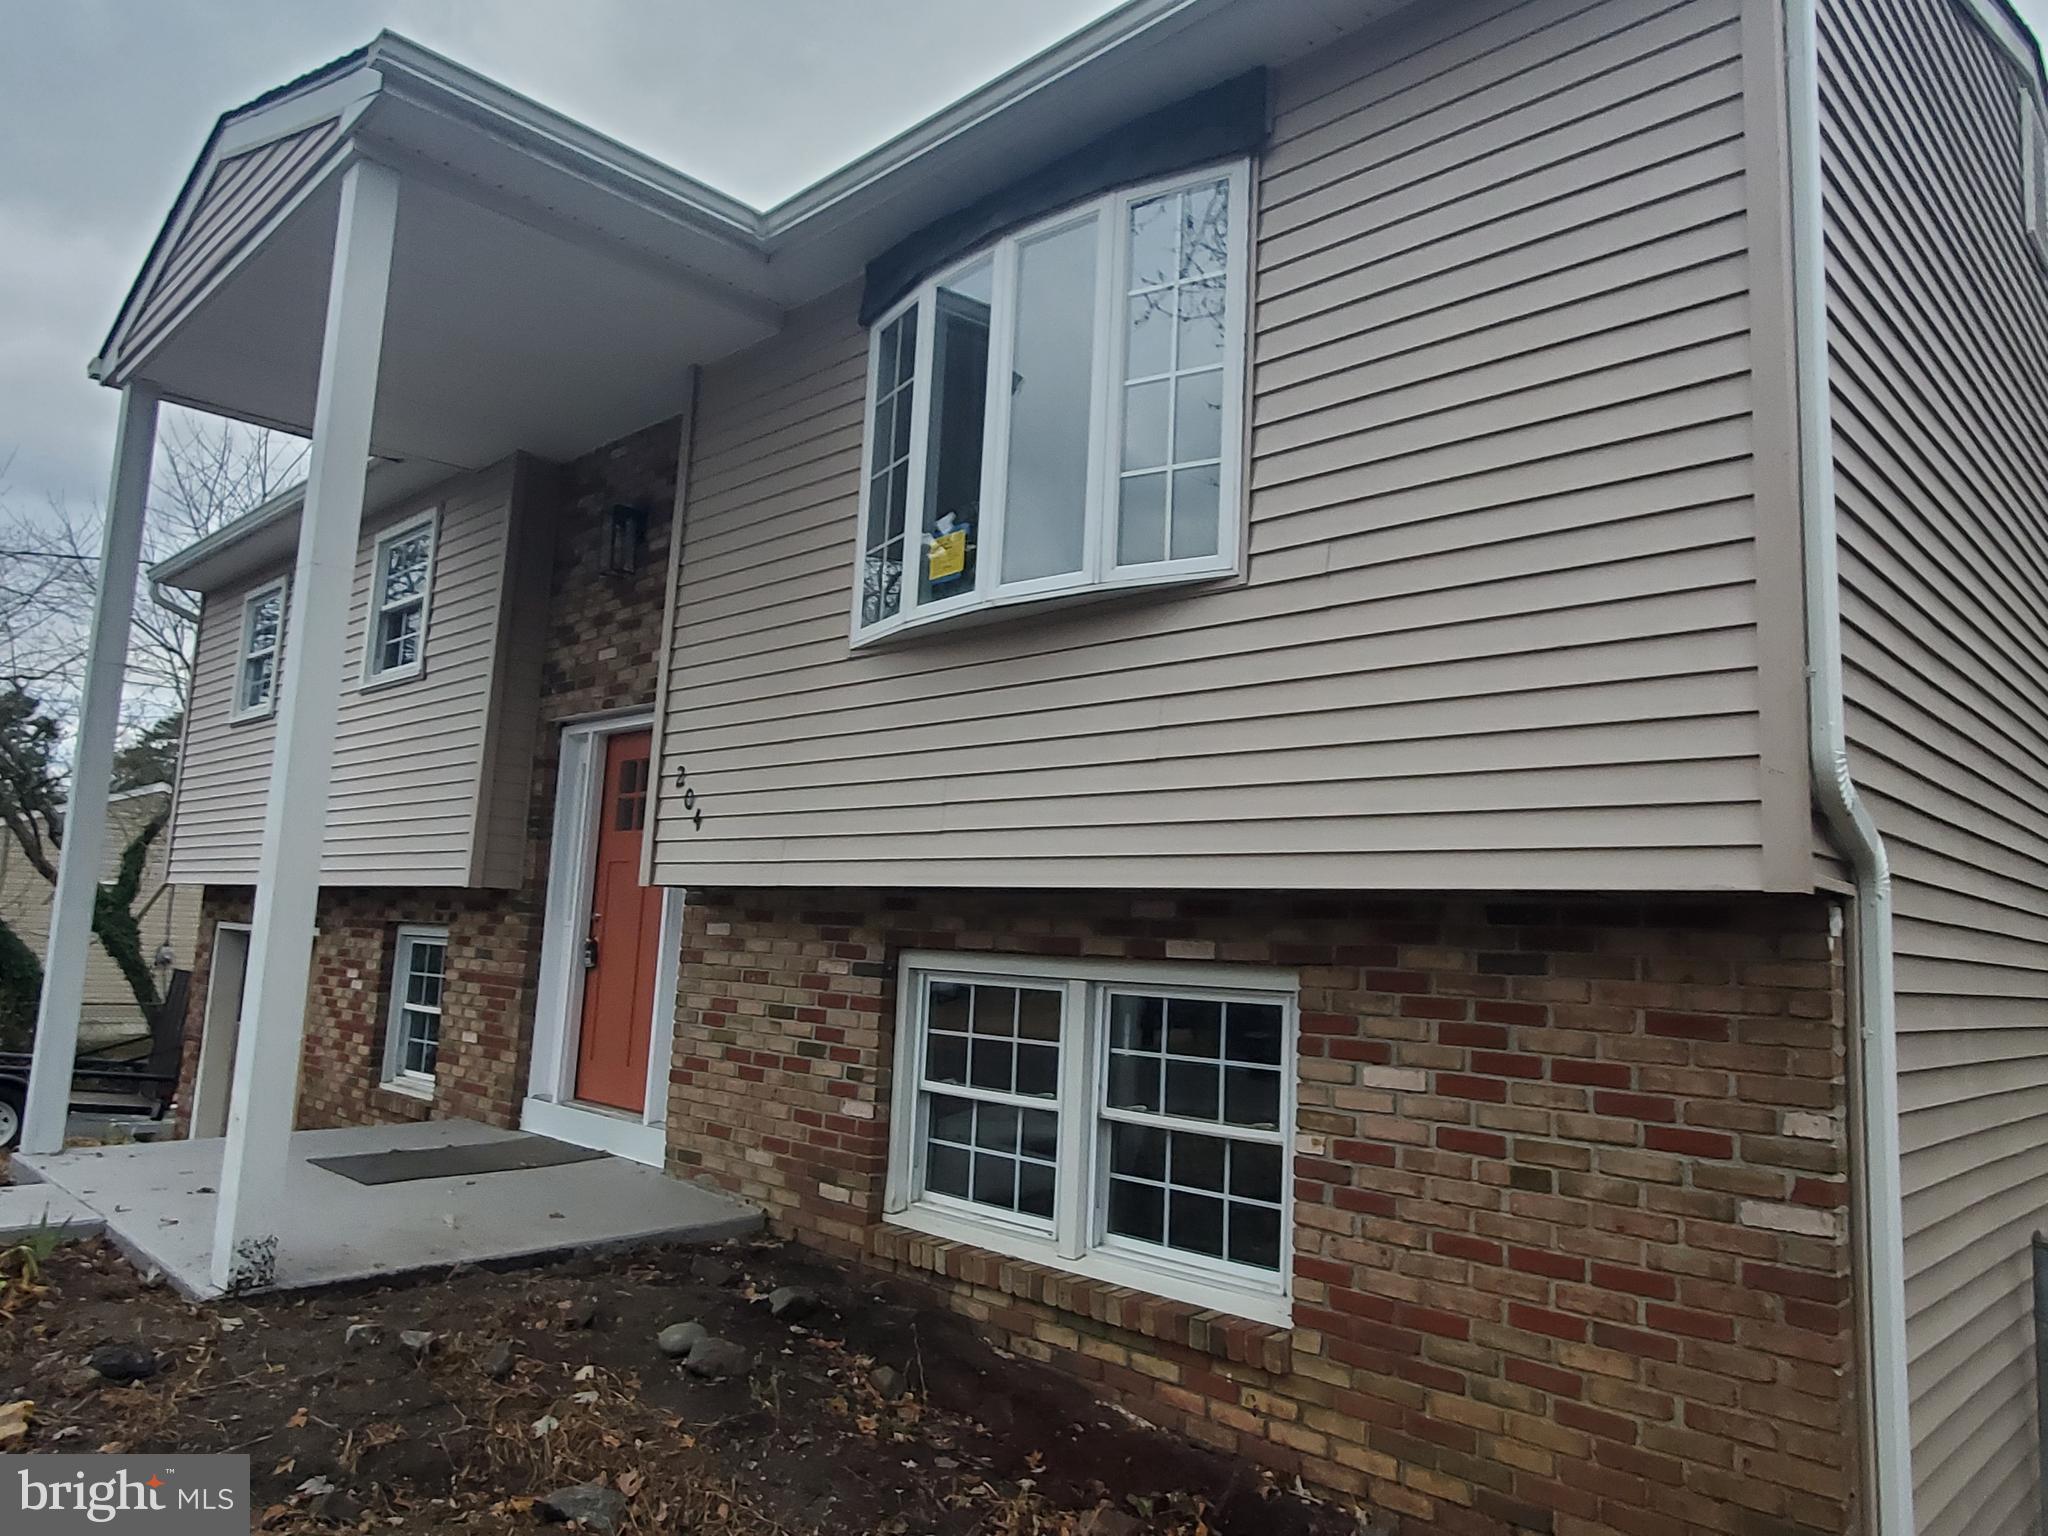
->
0, 1232, 1358, 1535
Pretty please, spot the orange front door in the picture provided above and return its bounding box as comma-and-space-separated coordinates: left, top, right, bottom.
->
575, 730, 662, 1112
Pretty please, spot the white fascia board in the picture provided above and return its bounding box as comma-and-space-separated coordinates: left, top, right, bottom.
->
148, 480, 308, 591
148, 457, 453, 592
756, 0, 1226, 240
364, 32, 763, 245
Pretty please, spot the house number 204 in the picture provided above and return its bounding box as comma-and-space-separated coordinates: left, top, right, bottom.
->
672, 762, 705, 830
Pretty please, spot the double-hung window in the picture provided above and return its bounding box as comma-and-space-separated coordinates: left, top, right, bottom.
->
886, 951, 1294, 1324
382, 925, 447, 1095
364, 512, 437, 684
855, 162, 1251, 640
231, 578, 287, 721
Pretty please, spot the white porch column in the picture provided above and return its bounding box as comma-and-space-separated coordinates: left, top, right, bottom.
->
21, 385, 161, 1154
210, 160, 399, 1292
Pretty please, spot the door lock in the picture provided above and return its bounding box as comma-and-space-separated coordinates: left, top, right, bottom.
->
583, 938, 599, 969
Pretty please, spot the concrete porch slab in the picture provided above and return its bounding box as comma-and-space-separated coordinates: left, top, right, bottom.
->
0, 1182, 105, 1245
12, 1118, 759, 1299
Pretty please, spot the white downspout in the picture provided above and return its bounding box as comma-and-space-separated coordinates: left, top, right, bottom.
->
1782, 1, 1915, 1531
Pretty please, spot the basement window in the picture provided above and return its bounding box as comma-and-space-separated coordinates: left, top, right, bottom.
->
884, 951, 1294, 1325
853, 163, 1251, 641
364, 511, 438, 685
230, 578, 287, 721
381, 925, 447, 1096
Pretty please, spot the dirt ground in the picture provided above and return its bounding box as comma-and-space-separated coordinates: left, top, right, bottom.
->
0, 1228, 1357, 1536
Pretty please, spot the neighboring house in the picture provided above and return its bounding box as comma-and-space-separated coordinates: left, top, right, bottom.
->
0, 784, 196, 1042
41, 0, 2048, 1530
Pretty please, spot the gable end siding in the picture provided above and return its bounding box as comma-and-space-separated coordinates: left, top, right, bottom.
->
117, 117, 347, 375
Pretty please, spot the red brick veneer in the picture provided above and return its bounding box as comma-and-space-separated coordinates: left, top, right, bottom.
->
668, 888, 1858, 1535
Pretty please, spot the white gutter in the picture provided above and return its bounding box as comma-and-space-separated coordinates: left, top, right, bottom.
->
1782, 1, 1914, 1532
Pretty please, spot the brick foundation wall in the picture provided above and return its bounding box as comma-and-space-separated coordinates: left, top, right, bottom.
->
174, 416, 683, 1136
178, 885, 538, 1131
668, 889, 1860, 1535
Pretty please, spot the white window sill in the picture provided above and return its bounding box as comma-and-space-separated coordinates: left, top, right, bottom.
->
379, 1076, 436, 1102
226, 704, 277, 726
852, 560, 1238, 650
886, 1202, 1293, 1329
357, 665, 425, 694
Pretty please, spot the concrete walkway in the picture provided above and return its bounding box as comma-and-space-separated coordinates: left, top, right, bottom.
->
11, 1118, 759, 1298
0, 1182, 104, 1245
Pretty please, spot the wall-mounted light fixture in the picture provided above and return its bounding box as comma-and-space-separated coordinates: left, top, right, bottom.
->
606, 503, 649, 577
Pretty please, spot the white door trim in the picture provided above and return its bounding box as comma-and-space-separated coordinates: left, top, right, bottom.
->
522, 709, 678, 1167
189, 921, 252, 1140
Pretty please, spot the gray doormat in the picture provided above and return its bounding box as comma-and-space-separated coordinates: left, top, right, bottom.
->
309, 1135, 606, 1185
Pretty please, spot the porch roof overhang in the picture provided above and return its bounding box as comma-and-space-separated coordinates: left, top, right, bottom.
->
101, 0, 1403, 495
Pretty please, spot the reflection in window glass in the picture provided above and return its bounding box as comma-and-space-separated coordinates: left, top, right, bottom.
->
917, 977, 1064, 1228
369, 521, 434, 680
920, 261, 991, 605
1118, 179, 1229, 568
862, 309, 918, 627
853, 168, 1244, 637
237, 584, 285, 715
1001, 217, 1098, 584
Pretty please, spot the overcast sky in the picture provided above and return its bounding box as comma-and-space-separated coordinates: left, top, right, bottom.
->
3, 0, 2045, 520
0, 0, 1117, 518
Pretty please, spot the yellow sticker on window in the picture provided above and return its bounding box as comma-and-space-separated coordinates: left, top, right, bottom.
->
927, 529, 967, 581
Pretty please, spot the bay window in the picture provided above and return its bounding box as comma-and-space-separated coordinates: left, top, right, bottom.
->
855, 162, 1250, 639
885, 951, 1294, 1324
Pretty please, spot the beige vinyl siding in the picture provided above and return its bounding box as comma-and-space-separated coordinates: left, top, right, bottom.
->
1816, 0, 2048, 1532
471, 457, 556, 888
651, 0, 1807, 890
168, 460, 533, 887
0, 790, 198, 1034
120, 118, 345, 371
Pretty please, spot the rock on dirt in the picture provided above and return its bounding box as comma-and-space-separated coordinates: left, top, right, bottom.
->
870, 1364, 907, 1401
767, 1285, 820, 1321
397, 1329, 436, 1359
538, 1483, 629, 1532
688, 1253, 736, 1288
683, 1336, 750, 1380
480, 1339, 516, 1381
656, 1321, 706, 1357
560, 1296, 598, 1330
87, 1345, 156, 1383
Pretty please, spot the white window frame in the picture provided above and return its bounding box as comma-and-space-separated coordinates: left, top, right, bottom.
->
2023, 87, 2048, 267
228, 578, 288, 722
850, 160, 1252, 644
362, 510, 438, 686
884, 949, 1296, 1326
381, 924, 448, 1097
